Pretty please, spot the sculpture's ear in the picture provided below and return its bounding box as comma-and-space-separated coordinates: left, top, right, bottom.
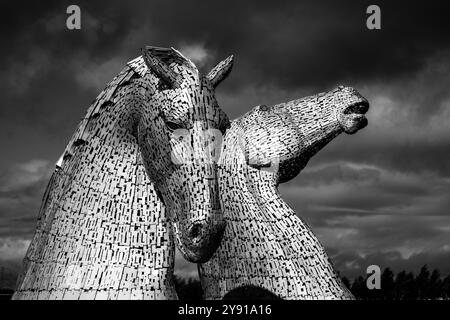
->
142, 46, 182, 89
206, 55, 234, 88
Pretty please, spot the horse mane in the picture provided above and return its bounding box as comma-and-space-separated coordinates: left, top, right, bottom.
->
13, 50, 191, 300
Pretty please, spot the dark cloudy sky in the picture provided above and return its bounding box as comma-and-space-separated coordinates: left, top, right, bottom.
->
1, 0, 450, 286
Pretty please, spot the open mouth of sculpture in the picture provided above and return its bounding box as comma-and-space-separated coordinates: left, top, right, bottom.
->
344, 100, 369, 117
340, 99, 369, 132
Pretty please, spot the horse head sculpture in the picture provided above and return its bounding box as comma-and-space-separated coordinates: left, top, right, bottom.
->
199, 85, 370, 300
137, 47, 232, 262
13, 46, 233, 299
241, 85, 369, 183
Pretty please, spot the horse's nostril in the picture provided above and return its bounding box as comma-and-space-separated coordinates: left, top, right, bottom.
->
189, 223, 203, 239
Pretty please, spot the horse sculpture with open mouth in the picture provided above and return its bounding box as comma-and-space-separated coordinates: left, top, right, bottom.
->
200, 86, 370, 299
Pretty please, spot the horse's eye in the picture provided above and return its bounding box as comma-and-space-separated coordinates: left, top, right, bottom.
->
166, 121, 183, 131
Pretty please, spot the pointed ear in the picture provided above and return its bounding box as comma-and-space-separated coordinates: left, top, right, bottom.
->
206, 55, 234, 88
142, 46, 182, 89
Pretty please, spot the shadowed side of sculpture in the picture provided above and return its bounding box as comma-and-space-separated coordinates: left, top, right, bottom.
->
13, 46, 233, 300
199, 86, 369, 300
223, 285, 282, 300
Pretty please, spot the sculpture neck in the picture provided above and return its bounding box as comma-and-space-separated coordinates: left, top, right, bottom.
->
13, 67, 177, 300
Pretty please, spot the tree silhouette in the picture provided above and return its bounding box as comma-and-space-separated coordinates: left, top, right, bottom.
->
341, 276, 351, 290
428, 269, 442, 299
403, 272, 418, 300
394, 270, 408, 300
442, 274, 450, 299
351, 276, 368, 299
380, 267, 395, 299
416, 265, 430, 299
347, 265, 450, 300
174, 276, 203, 300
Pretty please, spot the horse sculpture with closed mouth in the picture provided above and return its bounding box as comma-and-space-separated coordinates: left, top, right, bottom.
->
13, 46, 233, 300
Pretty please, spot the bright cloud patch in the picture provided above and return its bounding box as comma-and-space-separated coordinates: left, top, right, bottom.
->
179, 43, 212, 68
0, 238, 30, 261
0, 159, 52, 192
